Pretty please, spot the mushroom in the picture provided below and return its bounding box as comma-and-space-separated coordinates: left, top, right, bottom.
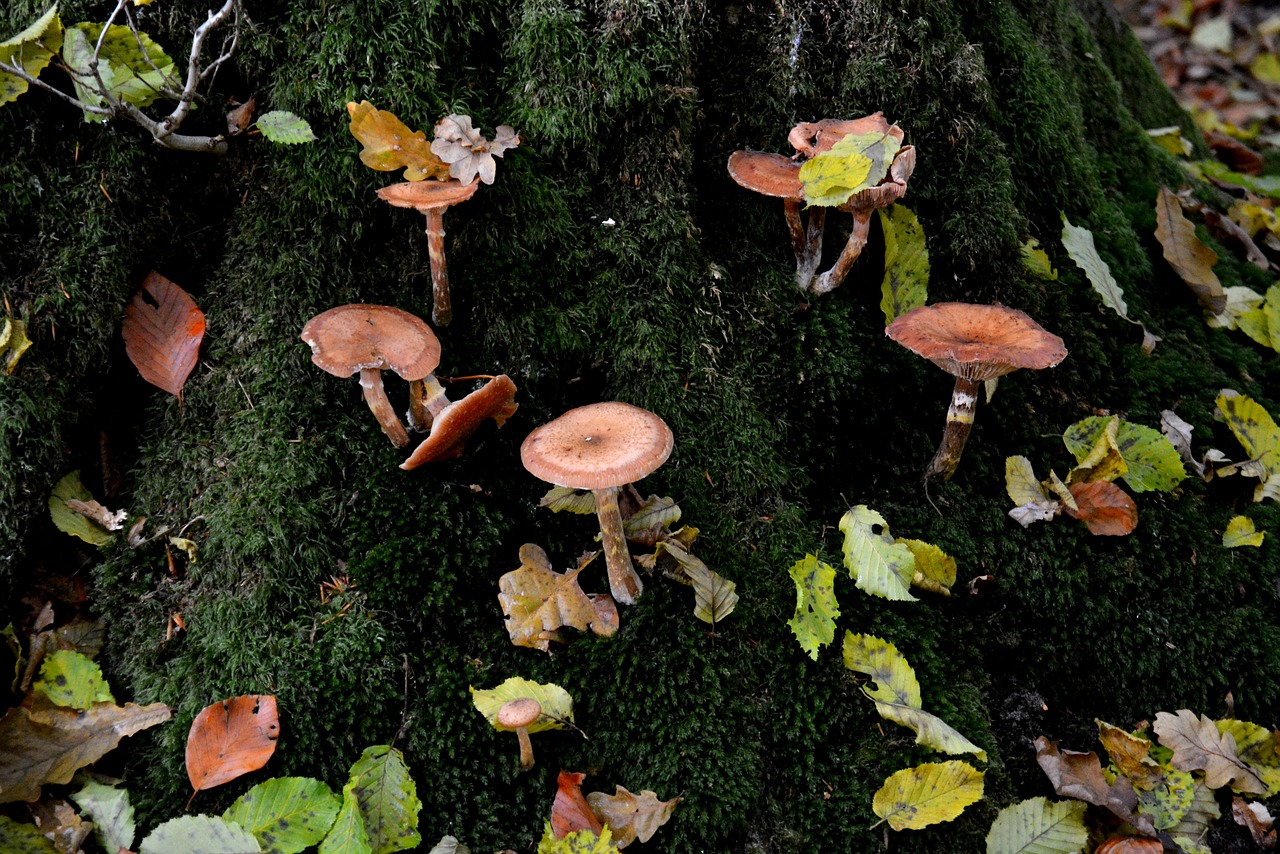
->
400, 374, 520, 469
727, 150, 826, 290
376, 179, 480, 327
496, 697, 542, 771
885, 302, 1067, 481
520, 402, 674, 606
301, 304, 442, 448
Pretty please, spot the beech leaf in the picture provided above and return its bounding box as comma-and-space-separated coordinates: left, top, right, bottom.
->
186, 695, 280, 795
1153, 709, 1266, 793
1214, 390, 1280, 502
1061, 215, 1156, 350
122, 272, 205, 397
621, 495, 681, 541
551, 770, 601, 838
655, 541, 738, 624
138, 815, 261, 854
346, 101, 449, 182
498, 545, 608, 651
343, 745, 421, 854
799, 130, 901, 207
1223, 515, 1265, 547
1064, 416, 1186, 493
787, 555, 840, 660
1094, 838, 1162, 854
0, 698, 171, 803
34, 649, 114, 709
539, 486, 596, 515
428, 837, 470, 854
839, 506, 916, 602
0, 317, 33, 374
899, 538, 954, 596
585, 785, 681, 848
984, 797, 1088, 854
471, 677, 573, 734
1063, 481, 1138, 536
70, 779, 135, 854
878, 205, 929, 324
872, 761, 984, 831
255, 111, 316, 145
223, 777, 340, 854
1154, 187, 1226, 314
316, 784, 371, 854
1064, 416, 1129, 485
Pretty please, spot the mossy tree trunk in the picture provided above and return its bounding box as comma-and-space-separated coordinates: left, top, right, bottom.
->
2, 0, 1277, 851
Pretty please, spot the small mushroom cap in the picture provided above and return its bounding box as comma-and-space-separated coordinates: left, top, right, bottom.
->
400, 374, 519, 470
496, 697, 542, 730
376, 178, 479, 211
727, 150, 804, 200
885, 302, 1068, 382
301, 304, 441, 380
788, 112, 897, 157
521, 402, 674, 491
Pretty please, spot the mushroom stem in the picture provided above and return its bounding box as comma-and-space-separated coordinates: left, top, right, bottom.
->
423, 208, 453, 327
784, 200, 826, 290
926, 376, 980, 482
592, 485, 643, 605
408, 374, 452, 431
810, 209, 873, 295
515, 727, 535, 770
360, 368, 410, 448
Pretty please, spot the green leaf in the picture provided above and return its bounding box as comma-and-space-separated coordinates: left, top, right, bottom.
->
254, 111, 316, 144
34, 649, 114, 709
1216, 719, 1280, 796
878, 205, 929, 324
1061, 214, 1155, 349
345, 746, 421, 854
799, 130, 901, 207
316, 785, 371, 854
470, 677, 573, 734
984, 797, 1088, 854
872, 761, 984, 831
63, 23, 176, 122
1193, 159, 1280, 199
139, 815, 262, 854
539, 486, 597, 515
536, 822, 620, 854
1136, 768, 1194, 829
839, 506, 916, 601
786, 555, 840, 660
0, 6, 63, 107
1063, 416, 1186, 493
1020, 237, 1058, 280
48, 471, 114, 546
623, 495, 682, 538
223, 777, 340, 854
1168, 781, 1220, 845
1223, 515, 1265, 547
70, 778, 135, 854
0, 814, 58, 853
842, 632, 920, 708
656, 541, 737, 624
1215, 390, 1280, 502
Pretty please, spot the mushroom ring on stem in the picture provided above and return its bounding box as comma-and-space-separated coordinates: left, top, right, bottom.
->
520, 402, 674, 606
376, 179, 479, 327
885, 302, 1067, 482
301, 304, 442, 448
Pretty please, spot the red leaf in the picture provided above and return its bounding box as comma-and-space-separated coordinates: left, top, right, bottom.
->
1064, 481, 1138, 536
185, 695, 279, 795
1095, 836, 1163, 854
121, 272, 205, 397
550, 770, 602, 838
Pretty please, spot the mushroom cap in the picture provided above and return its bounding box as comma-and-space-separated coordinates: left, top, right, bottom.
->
496, 697, 542, 730
788, 112, 897, 157
521, 402, 674, 491
840, 144, 916, 213
727, 150, 804, 200
885, 302, 1068, 382
376, 178, 480, 211
400, 375, 520, 470
301, 304, 441, 380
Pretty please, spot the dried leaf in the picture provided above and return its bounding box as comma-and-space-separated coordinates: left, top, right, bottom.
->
428, 837, 470, 854
536, 823, 619, 854
878, 205, 929, 325
1153, 709, 1266, 793
498, 545, 605, 651
871, 761, 984, 831
0, 697, 171, 803
585, 786, 681, 848
226, 98, 255, 136
1154, 187, 1225, 314
839, 506, 916, 602
345, 101, 449, 182
1215, 719, 1280, 796
551, 771, 601, 838
621, 495, 681, 541
1097, 720, 1164, 790
1063, 481, 1137, 536
984, 797, 1088, 854
29, 797, 92, 854
122, 272, 205, 397
1223, 516, 1265, 548
1094, 837, 1162, 854
1169, 779, 1220, 846
1034, 736, 1154, 835
430, 115, 520, 186
787, 555, 839, 660
186, 695, 280, 795
1232, 797, 1277, 848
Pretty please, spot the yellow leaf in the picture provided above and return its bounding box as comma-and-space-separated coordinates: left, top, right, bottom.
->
872, 761, 984, 831
470, 677, 573, 734
1147, 126, 1193, 158
1006, 455, 1050, 506
1251, 53, 1280, 86
1, 318, 32, 374
345, 100, 449, 182
1223, 516, 1265, 548
1066, 416, 1130, 485
1021, 237, 1059, 279
1154, 187, 1225, 314
896, 538, 955, 595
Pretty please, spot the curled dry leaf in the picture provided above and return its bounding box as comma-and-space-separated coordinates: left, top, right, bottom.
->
1154, 187, 1226, 314
1232, 796, 1277, 848
1034, 736, 1155, 836
185, 695, 280, 796
498, 545, 615, 652
551, 770, 602, 839
586, 786, 681, 848
1064, 481, 1138, 536
1094, 836, 1163, 854
121, 272, 205, 397
430, 114, 520, 186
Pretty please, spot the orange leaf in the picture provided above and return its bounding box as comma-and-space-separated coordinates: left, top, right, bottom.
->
185, 695, 279, 796
1095, 836, 1163, 854
121, 272, 205, 397
550, 770, 602, 839
1064, 481, 1138, 536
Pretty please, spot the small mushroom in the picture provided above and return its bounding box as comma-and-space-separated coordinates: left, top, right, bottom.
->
301, 304, 442, 448
726, 150, 826, 290
520, 402, 674, 606
886, 302, 1067, 481
376, 179, 480, 327
496, 697, 542, 770
400, 374, 520, 469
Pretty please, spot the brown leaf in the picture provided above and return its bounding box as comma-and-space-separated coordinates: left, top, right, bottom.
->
1094, 836, 1163, 854
185, 695, 279, 795
30, 796, 93, 854
1153, 709, 1267, 793
1154, 187, 1226, 314
1232, 796, 1277, 848
587, 593, 619, 637
226, 97, 255, 137
497, 545, 608, 652
121, 272, 205, 397
346, 101, 450, 182
1097, 720, 1165, 790
1034, 735, 1155, 836
586, 785, 682, 848
1204, 130, 1264, 176
0, 697, 171, 803
1064, 481, 1138, 536
550, 770, 602, 838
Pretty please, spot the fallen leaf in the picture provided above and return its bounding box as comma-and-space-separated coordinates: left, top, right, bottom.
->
470, 677, 573, 735
226, 97, 255, 136
1065, 416, 1129, 485
1064, 481, 1138, 536
537, 822, 619, 854
1064, 416, 1186, 493
1232, 796, 1277, 848
551, 771, 601, 838
29, 796, 92, 854
1154, 187, 1225, 314
346, 101, 449, 182
799, 129, 901, 207
1061, 215, 1155, 350
984, 797, 1088, 854
0, 813, 60, 851
839, 506, 916, 602
1035, 736, 1154, 835
1021, 237, 1059, 279
1097, 720, 1165, 790
1094, 836, 1163, 853
1147, 126, 1193, 157
539, 486, 597, 515
64, 498, 127, 531
878, 204, 929, 324
1153, 709, 1266, 794
655, 541, 737, 624
1215, 390, 1280, 502
0, 317, 33, 374
1223, 516, 1265, 548
585, 786, 681, 848
70, 779, 135, 854
340, 745, 420, 854
255, 111, 316, 145
621, 495, 681, 544
222, 776, 340, 854
48, 471, 115, 546
138, 814, 261, 854
498, 545, 607, 651
186, 695, 280, 796
34, 650, 114, 710
871, 761, 984, 831
1215, 719, 1280, 796
787, 555, 840, 660
121, 272, 205, 397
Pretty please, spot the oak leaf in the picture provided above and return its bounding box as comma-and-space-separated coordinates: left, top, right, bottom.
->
1064, 481, 1138, 536
498, 545, 611, 651
1154, 710, 1267, 793
1154, 187, 1226, 314
121, 272, 205, 397
186, 695, 280, 796
585, 786, 681, 848
551, 771, 601, 838
346, 101, 449, 182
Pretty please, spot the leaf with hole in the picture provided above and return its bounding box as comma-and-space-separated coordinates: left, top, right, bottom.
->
1153, 709, 1266, 793
1063, 481, 1138, 536
498, 545, 612, 651
186, 695, 280, 795
551, 770, 601, 838
471, 677, 573, 734
122, 272, 205, 397
1223, 516, 1264, 547
839, 506, 916, 601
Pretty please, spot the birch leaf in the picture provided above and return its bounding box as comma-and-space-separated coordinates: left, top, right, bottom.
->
1154, 187, 1225, 313
878, 205, 929, 324
872, 761, 984, 831
1223, 516, 1265, 547
839, 506, 916, 602
1153, 709, 1266, 793
1061, 215, 1155, 349
787, 555, 839, 660
799, 130, 901, 207
984, 797, 1088, 854
1007, 455, 1051, 505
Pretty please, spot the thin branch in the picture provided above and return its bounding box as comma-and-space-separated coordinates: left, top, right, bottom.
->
160, 0, 238, 137
122, 101, 227, 153
0, 58, 112, 115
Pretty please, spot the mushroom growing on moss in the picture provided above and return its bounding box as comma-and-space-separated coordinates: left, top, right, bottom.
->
520, 402, 674, 606
301, 304, 442, 448
400, 374, 519, 469
496, 697, 542, 770
727, 150, 825, 289
886, 302, 1067, 481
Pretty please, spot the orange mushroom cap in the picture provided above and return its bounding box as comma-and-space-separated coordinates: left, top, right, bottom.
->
376, 178, 479, 211
788, 112, 898, 158
496, 697, 542, 730
885, 302, 1067, 382
726, 150, 804, 201
301, 304, 441, 380
400, 375, 519, 469
520, 402, 674, 491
